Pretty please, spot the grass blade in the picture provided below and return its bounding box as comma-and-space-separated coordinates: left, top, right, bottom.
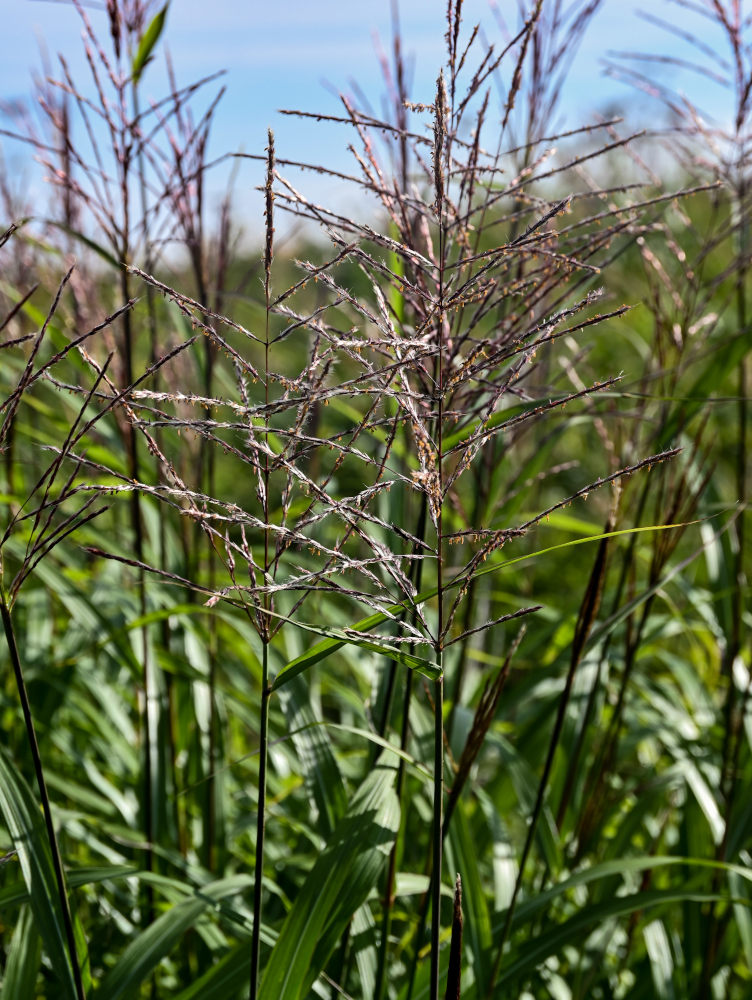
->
93, 877, 252, 1000
131, 4, 169, 83
271, 522, 704, 691
1, 905, 42, 1000
0, 751, 83, 1000
258, 756, 400, 1000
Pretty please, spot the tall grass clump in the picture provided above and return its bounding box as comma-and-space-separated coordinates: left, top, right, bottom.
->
1, 1, 751, 998
0, 219, 195, 998
599, 4, 752, 994
1, 0, 239, 903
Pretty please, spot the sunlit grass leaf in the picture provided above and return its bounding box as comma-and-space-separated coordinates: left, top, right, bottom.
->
278, 673, 347, 835
0, 750, 82, 1000
493, 889, 731, 992
271, 620, 441, 690
272, 522, 700, 690
1, 905, 41, 1000
93, 876, 252, 1000
351, 903, 379, 998
644, 918, 676, 999
258, 756, 400, 1000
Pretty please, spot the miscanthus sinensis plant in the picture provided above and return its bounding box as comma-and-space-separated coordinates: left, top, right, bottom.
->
123, 3, 687, 997
2, 1, 747, 999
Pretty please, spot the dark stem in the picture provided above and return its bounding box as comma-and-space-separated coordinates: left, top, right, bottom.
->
374, 669, 414, 1000
430, 69, 447, 1000
375, 500, 427, 1000
250, 647, 270, 1000
430, 670, 444, 999
250, 131, 275, 999
118, 262, 154, 921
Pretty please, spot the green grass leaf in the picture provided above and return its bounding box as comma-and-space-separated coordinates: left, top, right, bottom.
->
278, 674, 348, 836
258, 756, 400, 999
495, 888, 734, 990
271, 618, 440, 690
93, 877, 253, 1000
171, 941, 249, 1000
1, 905, 42, 1000
271, 521, 705, 690
132, 4, 169, 83
0, 751, 83, 1000
657, 327, 751, 447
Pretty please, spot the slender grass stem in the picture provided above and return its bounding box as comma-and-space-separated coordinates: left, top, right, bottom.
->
119, 262, 155, 925
429, 69, 447, 1000
250, 129, 275, 1000
1, 592, 86, 1000
250, 644, 270, 1000
132, 81, 184, 864
375, 497, 427, 1000
488, 544, 609, 993
374, 668, 413, 1000
430, 669, 444, 998
486, 518, 612, 994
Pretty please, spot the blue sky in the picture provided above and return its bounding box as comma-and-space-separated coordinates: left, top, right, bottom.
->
0, 1, 735, 236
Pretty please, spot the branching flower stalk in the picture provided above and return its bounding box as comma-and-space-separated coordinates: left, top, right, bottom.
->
19, 0, 157, 898
2, 1, 752, 997
262, 19, 689, 995
4, 0, 236, 890
702, 8, 751, 988
601, 11, 752, 991
0, 248, 173, 1000
154, 53, 234, 869
430, 68, 447, 1000
0, 291, 97, 999
250, 128, 275, 1000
